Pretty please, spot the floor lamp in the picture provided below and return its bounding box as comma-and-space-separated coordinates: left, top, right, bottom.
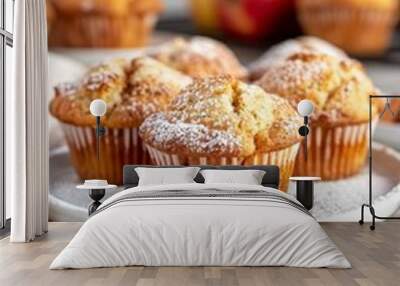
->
359, 95, 400, 230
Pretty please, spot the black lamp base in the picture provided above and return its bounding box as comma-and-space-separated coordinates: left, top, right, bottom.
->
296, 181, 314, 211
88, 189, 105, 216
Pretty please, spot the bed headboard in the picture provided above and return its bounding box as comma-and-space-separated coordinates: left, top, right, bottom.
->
122, 165, 280, 189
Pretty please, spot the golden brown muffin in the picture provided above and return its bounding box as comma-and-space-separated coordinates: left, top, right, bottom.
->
297, 0, 399, 56
249, 36, 348, 81
50, 57, 192, 128
50, 57, 192, 184
151, 37, 248, 79
257, 53, 380, 126
50, 59, 128, 127
140, 76, 302, 191
107, 58, 193, 128
48, 0, 164, 48
257, 52, 382, 180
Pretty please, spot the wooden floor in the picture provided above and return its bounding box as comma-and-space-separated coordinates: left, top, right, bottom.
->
0, 222, 399, 286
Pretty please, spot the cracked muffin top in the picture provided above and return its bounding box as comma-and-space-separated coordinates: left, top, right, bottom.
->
151, 37, 248, 79
139, 76, 302, 157
249, 36, 348, 81
256, 53, 382, 127
49, 57, 192, 128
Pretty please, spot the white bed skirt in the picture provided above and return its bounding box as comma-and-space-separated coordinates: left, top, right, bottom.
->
50, 183, 351, 269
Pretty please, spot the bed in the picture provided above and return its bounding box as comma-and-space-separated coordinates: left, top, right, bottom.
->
50, 165, 350, 269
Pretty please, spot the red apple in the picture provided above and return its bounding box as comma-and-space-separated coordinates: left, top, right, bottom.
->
217, 0, 296, 40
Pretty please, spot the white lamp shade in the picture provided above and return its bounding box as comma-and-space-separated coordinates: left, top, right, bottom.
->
90, 99, 107, 117
297, 99, 314, 117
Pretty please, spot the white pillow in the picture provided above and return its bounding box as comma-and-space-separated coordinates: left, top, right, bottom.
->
200, 169, 266, 185
135, 167, 200, 186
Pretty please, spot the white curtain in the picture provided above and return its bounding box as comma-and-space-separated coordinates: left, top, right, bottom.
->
8, 0, 49, 242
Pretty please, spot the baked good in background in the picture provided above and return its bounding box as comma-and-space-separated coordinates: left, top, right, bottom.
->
151, 37, 248, 79
297, 0, 399, 56
256, 52, 382, 180
50, 57, 192, 184
249, 36, 348, 81
139, 76, 302, 191
47, 0, 164, 48
46, 0, 56, 34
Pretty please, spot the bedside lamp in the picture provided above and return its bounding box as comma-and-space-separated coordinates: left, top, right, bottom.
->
290, 99, 318, 211
90, 99, 107, 160
297, 99, 314, 161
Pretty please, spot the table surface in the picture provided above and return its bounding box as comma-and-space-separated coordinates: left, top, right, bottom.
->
290, 177, 322, 181
76, 184, 117, 190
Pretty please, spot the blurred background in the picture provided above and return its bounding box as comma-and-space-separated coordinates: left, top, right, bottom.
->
47, 0, 400, 89
47, 1, 400, 55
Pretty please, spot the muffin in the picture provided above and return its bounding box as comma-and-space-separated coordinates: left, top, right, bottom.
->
140, 76, 302, 191
151, 37, 248, 79
50, 57, 192, 184
249, 36, 348, 81
47, 0, 164, 48
257, 52, 382, 180
297, 0, 399, 56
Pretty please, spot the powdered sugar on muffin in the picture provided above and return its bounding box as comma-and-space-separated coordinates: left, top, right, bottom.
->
54, 82, 78, 97
249, 36, 348, 80
256, 52, 380, 126
140, 113, 241, 156
79, 59, 127, 105
140, 76, 302, 157
50, 57, 192, 128
151, 37, 248, 79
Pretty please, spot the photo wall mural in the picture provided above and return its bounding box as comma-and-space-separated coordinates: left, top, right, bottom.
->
47, 0, 400, 222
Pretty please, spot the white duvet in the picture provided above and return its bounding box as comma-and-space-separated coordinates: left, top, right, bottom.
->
50, 183, 350, 269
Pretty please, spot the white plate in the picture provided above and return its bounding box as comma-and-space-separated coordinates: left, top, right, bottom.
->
287, 142, 400, 221
50, 142, 400, 222
374, 121, 400, 151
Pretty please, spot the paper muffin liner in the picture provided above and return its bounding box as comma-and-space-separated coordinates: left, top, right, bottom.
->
244, 144, 300, 192
294, 121, 377, 180
298, 3, 398, 55
145, 143, 300, 192
49, 14, 158, 48
62, 124, 151, 184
